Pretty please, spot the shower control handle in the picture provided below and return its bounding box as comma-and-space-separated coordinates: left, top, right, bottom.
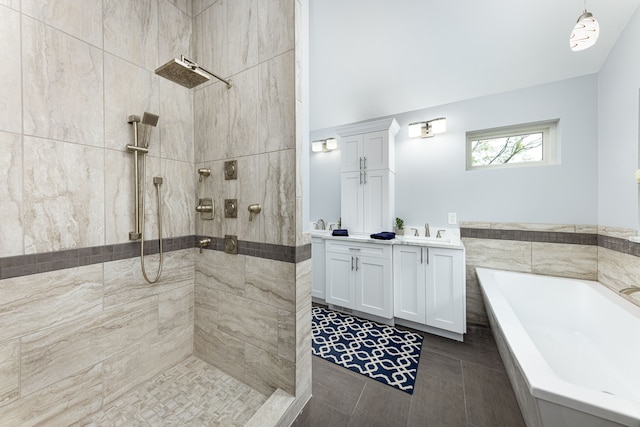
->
198, 168, 211, 182
248, 204, 262, 221
196, 198, 214, 220
196, 203, 213, 213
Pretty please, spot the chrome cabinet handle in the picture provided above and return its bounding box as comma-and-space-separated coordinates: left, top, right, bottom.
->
356, 257, 359, 271
360, 170, 363, 184
420, 247, 423, 264
360, 157, 363, 170
351, 256, 354, 271
426, 248, 429, 265
364, 157, 367, 169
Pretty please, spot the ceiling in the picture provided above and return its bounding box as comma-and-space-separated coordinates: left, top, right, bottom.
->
309, 0, 640, 130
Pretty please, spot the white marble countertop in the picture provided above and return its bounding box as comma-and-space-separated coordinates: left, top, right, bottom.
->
310, 230, 464, 250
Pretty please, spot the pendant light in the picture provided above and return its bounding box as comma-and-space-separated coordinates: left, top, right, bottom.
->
569, 1, 599, 51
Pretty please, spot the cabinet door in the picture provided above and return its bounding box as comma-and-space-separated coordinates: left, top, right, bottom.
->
362, 130, 389, 171
355, 255, 393, 318
311, 238, 325, 299
362, 170, 390, 233
340, 134, 363, 172
425, 248, 465, 333
325, 252, 355, 309
340, 172, 364, 233
393, 245, 426, 323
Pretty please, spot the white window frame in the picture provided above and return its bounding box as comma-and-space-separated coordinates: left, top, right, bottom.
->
466, 120, 559, 171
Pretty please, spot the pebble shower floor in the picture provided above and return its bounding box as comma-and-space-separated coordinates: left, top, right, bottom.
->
75, 356, 267, 426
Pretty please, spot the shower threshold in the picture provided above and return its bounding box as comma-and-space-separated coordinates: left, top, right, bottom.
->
74, 356, 291, 426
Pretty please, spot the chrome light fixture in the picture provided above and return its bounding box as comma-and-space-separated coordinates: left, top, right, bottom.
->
569, 2, 599, 52
408, 117, 447, 138
311, 138, 338, 152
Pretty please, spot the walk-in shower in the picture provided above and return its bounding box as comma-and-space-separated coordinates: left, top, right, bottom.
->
127, 112, 164, 284
155, 55, 232, 89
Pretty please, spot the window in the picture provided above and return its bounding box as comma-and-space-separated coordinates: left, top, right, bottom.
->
466, 120, 558, 170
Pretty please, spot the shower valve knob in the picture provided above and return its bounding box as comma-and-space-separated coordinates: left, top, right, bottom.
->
196, 198, 214, 220
198, 168, 211, 182
248, 204, 262, 221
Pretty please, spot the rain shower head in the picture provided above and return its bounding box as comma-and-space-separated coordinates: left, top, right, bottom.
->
155, 55, 232, 89
155, 57, 209, 89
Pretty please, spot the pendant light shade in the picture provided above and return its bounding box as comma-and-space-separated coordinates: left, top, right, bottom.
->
570, 10, 599, 51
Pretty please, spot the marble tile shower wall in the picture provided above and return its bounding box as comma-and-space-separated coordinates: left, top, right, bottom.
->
0, 0, 198, 424
461, 222, 640, 326
191, 0, 311, 405
0, 0, 195, 255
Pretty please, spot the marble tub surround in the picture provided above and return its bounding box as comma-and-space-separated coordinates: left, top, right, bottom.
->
598, 247, 640, 305
461, 221, 640, 326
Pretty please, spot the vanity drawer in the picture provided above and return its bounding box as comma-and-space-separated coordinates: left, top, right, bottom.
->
325, 240, 392, 259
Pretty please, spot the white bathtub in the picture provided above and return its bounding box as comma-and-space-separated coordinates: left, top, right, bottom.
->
476, 268, 640, 427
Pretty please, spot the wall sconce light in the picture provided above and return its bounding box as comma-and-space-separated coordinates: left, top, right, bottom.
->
311, 138, 338, 152
408, 117, 447, 138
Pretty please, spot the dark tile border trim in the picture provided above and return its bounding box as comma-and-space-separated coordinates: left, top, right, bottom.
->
0, 235, 311, 280
460, 228, 597, 245
194, 235, 311, 264
461, 227, 640, 257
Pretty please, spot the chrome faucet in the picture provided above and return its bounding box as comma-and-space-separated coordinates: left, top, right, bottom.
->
410, 228, 419, 236
424, 223, 430, 238
436, 229, 446, 238
316, 219, 326, 230
620, 286, 640, 295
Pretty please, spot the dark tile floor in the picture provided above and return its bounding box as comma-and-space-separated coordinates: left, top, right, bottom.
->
292, 321, 526, 427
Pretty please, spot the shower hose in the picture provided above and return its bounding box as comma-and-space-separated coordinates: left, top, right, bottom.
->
140, 152, 163, 284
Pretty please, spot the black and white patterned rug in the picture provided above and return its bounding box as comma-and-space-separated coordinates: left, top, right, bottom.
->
312, 306, 423, 394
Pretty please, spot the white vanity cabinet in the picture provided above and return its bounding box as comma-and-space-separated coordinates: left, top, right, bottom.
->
336, 118, 399, 234
393, 245, 426, 323
311, 237, 325, 299
393, 244, 466, 339
325, 240, 393, 319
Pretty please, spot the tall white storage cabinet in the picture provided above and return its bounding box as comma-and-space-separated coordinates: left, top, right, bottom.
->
336, 118, 399, 234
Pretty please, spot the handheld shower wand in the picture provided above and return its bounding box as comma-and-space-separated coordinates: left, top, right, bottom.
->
140, 112, 159, 148
127, 112, 163, 284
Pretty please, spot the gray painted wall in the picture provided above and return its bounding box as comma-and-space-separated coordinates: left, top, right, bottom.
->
310, 75, 599, 228
598, 4, 640, 230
